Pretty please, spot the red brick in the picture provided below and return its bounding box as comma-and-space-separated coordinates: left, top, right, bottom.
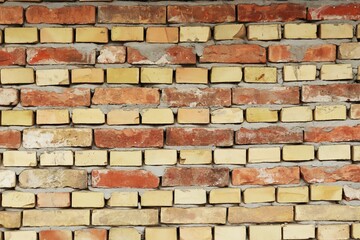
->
238, 3, 306, 22
233, 86, 300, 105
127, 46, 196, 65
166, 128, 233, 147
268, 44, 336, 62
162, 167, 229, 187
301, 165, 360, 183
40, 230, 72, 240
308, 3, 360, 20
75, 229, 107, 240
302, 84, 360, 102
37, 193, 70, 208
94, 129, 163, 148
98, 5, 166, 23
26, 6, 95, 24
0, 48, 26, 66
305, 125, 360, 143
0, 130, 21, 149
92, 169, 159, 188
0, 6, 23, 24
232, 167, 300, 185
21, 88, 90, 107
168, 5, 235, 23
92, 88, 160, 105
27, 47, 95, 65
162, 88, 231, 107
236, 126, 303, 145
0, 88, 19, 106
200, 44, 266, 63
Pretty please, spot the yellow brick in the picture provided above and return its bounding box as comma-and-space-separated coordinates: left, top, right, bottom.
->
141, 190, 173, 207
314, 105, 347, 121
350, 104, 360, 119
283, 224, 315, 239
179, 149, 212, 165
3, 151, 37, 167
110, 151, 142, 166
107, 109, 140, 125
248, 147, 280, 163
36, 69, 69, 86
1, 68, 34, 84
141, 108, 174, 124
174, 189, 206, 205
358, 66, 360, 80
36, 109, 69, 125
2, 191, 35, 208
40, 27, 73, 43
109, 228, 141, 240
176, 68, 208, 84
111, 26, 144, 42
1, 110, 34, 126
352, 223, 360, 238
244, 67, 277, 83
211, 108, 244, 124
214, 149, 246, 164
145, 228, 177, 240
144, 149, 177, 165
177, 108, 209, 124
211, 66, 242, 83
76, 27, 108, 43
358, 25, 360, 39
72, 108, 105, 124
320, 64, 353, 80
180, 227, 212, 240
244, 187, 275, 203
4, 231, 37, 240
75, 150, 107, 166
281, 106, 313, 122
141, 68, 172, 84
40, 151, 73, 166
283, 145, 314, 161
71, 68, 104, 84
146, 27, 178, 43
320, 23, 353, 39
215, 227, 246, 240
5, 27, 38, 43
23, 209, 90, 226
179, 26, 210, 42
284, 23, 317, 39
353, 146, 360, 161
107, 68, 139, 84
108, 192, 138, 207
283, 65, 317, 81
246, 108, 278, 123
214, 24, 246, 40
249, 225, 282, 240
277, 186, 309, 203
72, 191, 105, 208
318, 224, 349, 240
318, 144, 351, 160
209, 188, 241, 204
248, 24, 281, 40
311, 185, 343, 201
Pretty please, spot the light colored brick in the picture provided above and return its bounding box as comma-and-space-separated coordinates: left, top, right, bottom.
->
40, 151, 73, 166
2, 191, 35, 208
246, 108, 278, 123
107, 109, 140, 125
320, 64, 353, 80
284, 23, 317, 39
214, 149, 246, 164
71, 68, 104, 83
74, 229, 107, 240
350, 104, 360, 119
1, 68, 34, 84
320, 23, 353, 39
110, 151, 142, 166
75, 150, 107, 166
244, 67, 277, 83
249, 225, 282, 240
179, 149, 212, 165
111, 26, 144, 42
283, 65, 316, 81
146, 27, 178, 43
180, 227, 212, 240
144, 149, 177, 165
3, 151, 37, 167
174, 189, 206, 205
311, 185, 343, 201
352, 223, 360, 239
176, 68, 208, 84
72, 191, 105, 208
314, 105, 347, 121
109, 228, 141, 240
141, 68, 173, 84
318, 224, 350, 240
211, 67, 242, 82
180, 26, 210, 42
244, 187, 275, 203
107, 68, 139, 84
5, 27, 38, 43
211, 108, 243, 123
283, 224, 315, 240
277, 186, 309, 203
23, 209, 90, 226
76, 27, 108, 43
108, 192, 138, 207
248, 24, 281, 40
281, 106, 313, 122
141, 108, 174, 124
214, 24, 246, 40
177, 108, 209, 124
318, 144, 351, 160
214, 226, 246, 240
209, 188, 241, 204
0, 170, 16, 188
92, 209, 158, 226
40, 27, 73, 43
145, 227, 177, 240
161, 207, 226, 224
296, 205, 360, 221
36, 109, 69, 125
141, 190, 173, 207
72, 108, 105, 124
0, 212, 21, 228
353, 146, 360, 161
248, 147, 280, 163
1, 110, 34, 126
4, 231, 37, 240
283, 145, 315, 161
37, 192, 70, 208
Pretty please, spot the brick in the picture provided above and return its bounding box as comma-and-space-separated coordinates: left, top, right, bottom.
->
282, 145, 314, 161
76, 27, 108, 43
200, 44, 266, 63
23, 210, 90, 226
233, 167, 299, 185
40, 230, 72, 240
92, 88, 159, 105
284, 23, 317, 39
1, 68, 34, 85
211, 108, 244, 124
229, 206, 294, 223
354, 146, 360, 161
98, 6, 166, 24
353, 224, 360, 238
214, 24, 246, 40
308, 3, 360, 20
214, 226, 246, 240
344, 185, 360, 200
0, 6, 23, 24
302, 84, 360, 102
40, 27, 73, 43
351, 104, 360, 119
144, 149, 177, 165
1, 110, 34, 126
248, 24, 281, 40
211, 66, 242, 83
141, 68, 172, 84
26, 6, 95, 24
162, 167, 229, 187
0, 88, 18, 106
180, 227, 212, 240
110, 150, 142, 166
283, 224, 315, 239
109, 228, 140, 240
339, 42, 360, 59
36, 109, 69, 125
310, 185, 342, 201
92, 169, 159, 188
321, 64, 353, 80
0, 47, 25, 66
0, 130, 21, 149
209, 188, 241, 204
3, 151, 36, 167
0, 170, 16, 188
176, 68, 208, 84
246, 107, 278, 123
74, 229, 107, 240
214, 149, 246, 164
168, 5, 235, 23
72, 68, 103, 84
111, 26, 144, 41
108, 192, 138, 207
37, 192, 70, 208
318, 224, 349, 240
243, 187, 275, 203
277, 186, 309, 203
2, 191, 35, 208
36, 69, 69, 86
318, 144, 351, 160
4, 231, 37, 240
180, 26, 210, 42
320, 23, 353, 39
238, 3, 306, 22
248, 147, 280, 163
161, 207, 226, 224
283, 65, 317, 81
177, 108, 209, 124
72, 109, 105, 125
72, 192, 105, 208
244, 67, 277, 83
98, 46, 126, 64
5, 27, 37, 43
40, 151, 73, 166
92, 209, 158, 226
0, 212, 21, 228
296, 205, 360, 221
75, 150, 107, 166
179, 149, 212, 165
305, 125, 360, 142
174, 189, 206, 205
281, 106, 313, 122
249, 225, 281, 240
301, 165, 360, 183
315, 105, 347, 121
145, 228, 177, 240
107, 68, 139, 84
147, 27, 178, 43
141, 190, 173, 206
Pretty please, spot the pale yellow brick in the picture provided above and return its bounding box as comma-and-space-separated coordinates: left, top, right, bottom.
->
141, 108, 174, 124
318, 144, 351, 160
36, 69, 69, 86
214, 24, 246, 40
4, 231, 37, 240
248, 147, 280, 163
141, 190, 173, 207
174, 189, 206, 205
146, 27, 178, 43
1, 110, 34, 126
209, 188, 241, 204
249, 225, 282, 240
176, 68, 208, 84
177, 108, 209, 124
112, 26, 144, 42
72, 191, 105, 208
5, 27, 38, 43
179, 149, 212, 165
71, 68, 104, 84
311, 185, 343, 201
321, 64, 353, 80
244, 187, 275, 203
1, 68, 34, 84
314, 105, 347, 121
244, 67, 277, 83
107, 109, 140, 125
161, 207, 226, 224
358, 66, 360, 80
109, 228, 141, 240
282, 145, 315, 161
36, 109, 69, 125
214, 149, 246, 164
320, 23, 353, 39
180, 227, 212, 240
23, 209, 90, 226
211, 108, 244, 124
108, 192, 138, 207
246, 108, 278, 123
353, 146, 360, 161
277, 186, 309, 203
3, 151, 37, 167
281, 106, 313, 122
350, 104, 360, 119
145, 228, 177, 240
40, 151, 73, 166
358, 25, 360, 39
107, 68, 139, 84
110, 151, 142, 166
141, 68, 173, 84
283, 65, 317, 81
40, 27, 73, 43
284, 23, 317, 39
318, 224, 350, 240
283, 224, 315, 239
180, 26, 210, 42
352, 223, 360, 239
76, 27, 108, 43
75, 150, 107, 166
248, 24, 281, 40
211, 66, 242, 83
215, 226, 246, 240
72, 108, 105, 124
2, 191, 35, 208
144, 149, 177, 165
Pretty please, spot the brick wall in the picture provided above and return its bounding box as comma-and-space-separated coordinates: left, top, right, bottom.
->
0, 1, 360, 239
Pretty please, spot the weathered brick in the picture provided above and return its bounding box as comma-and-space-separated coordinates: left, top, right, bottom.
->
318, 224, 349, 240
344, 185, 360, 200
2, 191, 35, 208
161, 207, 226, 224
0, 88, 18, 106
211, 108, 244, 124
40, 150, 73, 166
75, 229, 107, 240
320, 64, 353, 80
97, 46, 125, 64
92, 209, 158, 226
305, 125, 360, 142
0, 47, 26, 66
296, 205, 360, 221
308, 3, 360, 20
283, 65, 317, 81
314, 105, 347, 121
36, 69, 69, 86
98, 6, 166, 23
23, 210, 90, 226
108, 192, 138, 207
244, 66, 277, 83
339, 42, 360, 59
0, 212, 21, 228
302, 84, 360, 102
301, 165, 360, 183
40, 230, 72, 240
0, 6, 23, 24
228, 206, 294, 223
37, 192, 70, 208
92, 88, 159, 105
0, 130, 21, 149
